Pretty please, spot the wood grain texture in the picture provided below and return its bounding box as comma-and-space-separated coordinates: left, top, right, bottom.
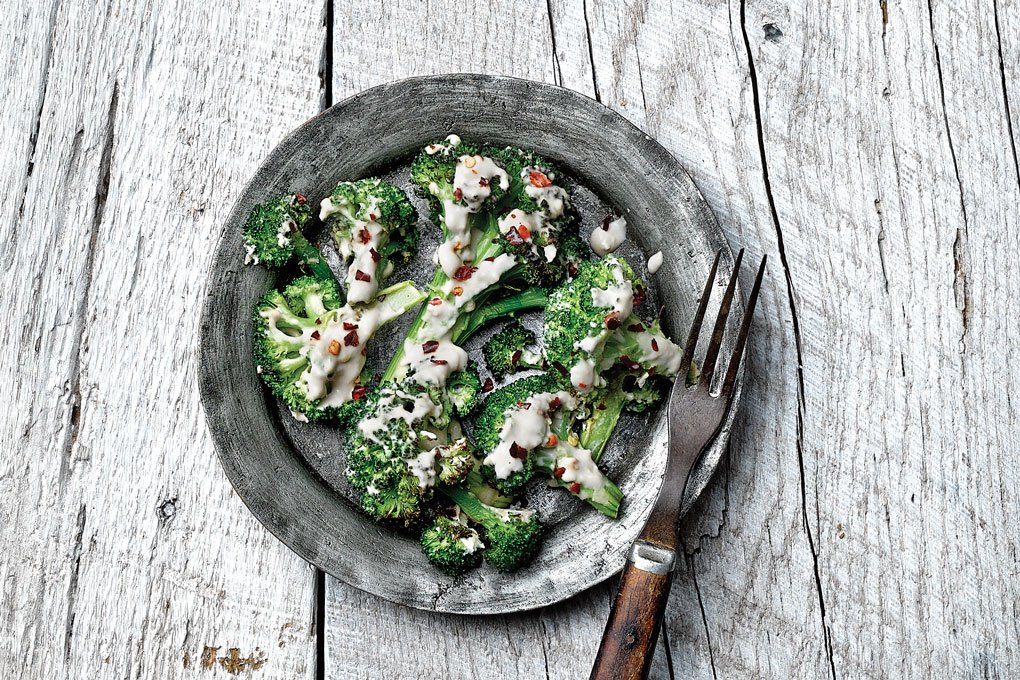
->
324, 0, 1020, 679
0, 1, 324, 677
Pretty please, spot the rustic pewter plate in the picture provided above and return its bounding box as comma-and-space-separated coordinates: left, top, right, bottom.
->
198, 74, 742, 614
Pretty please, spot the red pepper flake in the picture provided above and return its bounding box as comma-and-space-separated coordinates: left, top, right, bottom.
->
627, 323, 645, 332
484, 256, 496, 262
294, 193, 307, 204
429, 298, 443, 306
651, 339, 659, 352
518, 225, 532, 240
619, 355, 641, 372
578, 382, 588, 389
453, 187, 463, 201
370, 248, 380, 263
504, 227, 525, 246
509, 442, 528, 459
453, 265, 476, 281
351, 385, 367, 400
567, 262, 578, 278
568, 482, 582, 494
327, 339, 341, 355
452, 286, 464, 296
369, 212, 377, 221
516, 401, 531, 410
546, 434, 558, 448
548, 397, 562, 411
529, 170, 553, 188
605, 312, 622, 330
553, 467, 566, 479
510, 349, 523, 366
315, 317, 322, 325
343, 322, 358, 331
430, 358, 448, 365
597, 402, 607, 410
478, 177, 489, 187
310, 330, 321, 340
355, 270, 372, 283
344, 330, 359, 347
359, 227, 371, 244
422, 340, 439, 354
633, 286, 646, 306
482, 377, 494, 393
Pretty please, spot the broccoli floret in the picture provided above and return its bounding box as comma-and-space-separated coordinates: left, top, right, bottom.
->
321, 178, 419, 303
243, 193, 334, 281
252, 277, 424, 422
442, 485, 544, 572
482, 320, 540, 380
447, 362, 482, 417
435, 438, 475, 486
473, 375, 559, 497
420, 514, 484, 575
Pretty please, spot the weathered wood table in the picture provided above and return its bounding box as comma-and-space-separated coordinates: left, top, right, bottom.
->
2, 0, 1018, 677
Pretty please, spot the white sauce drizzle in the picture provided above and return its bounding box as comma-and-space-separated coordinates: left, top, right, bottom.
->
483, 391, 577, 480
424, 134, 462, 156
432, 154, 509, 277
319, 194, 386, 304
568, 258, 636, 392
647, 250, 664, 274
555, 440, 611, 503
521, 166, 569, 219
276, 218, 295, 248
590, 215, 628, 256
243, 243, 259, 265
406, 449, 438, 488
459, 533, 484, 553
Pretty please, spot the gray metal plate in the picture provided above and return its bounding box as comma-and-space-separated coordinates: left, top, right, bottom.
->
198, 74, 741, 614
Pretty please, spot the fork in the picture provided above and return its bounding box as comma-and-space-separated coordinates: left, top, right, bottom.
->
589, 248, 767, 680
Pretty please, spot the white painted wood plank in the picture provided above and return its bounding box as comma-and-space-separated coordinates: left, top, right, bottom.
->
326, 0, 1020, 677
0, 1, 325, 677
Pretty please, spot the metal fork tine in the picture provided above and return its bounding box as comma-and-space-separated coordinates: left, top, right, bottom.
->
698, 248, 744, 388
680, 249, 722, 372
722, 255, 767, 395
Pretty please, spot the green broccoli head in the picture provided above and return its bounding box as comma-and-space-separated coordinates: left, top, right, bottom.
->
243, 193, 312, 268
322, 179, 419, 301
420, 514, 484, 576
442, 485, 544, 572
446, 362, 482, 417
410, 136, 484, 214
473, 374, 560, 497
252, 276, 352, 422
482, 320, 538, 380
435, 438, 475, 486
543, 256, 646, 392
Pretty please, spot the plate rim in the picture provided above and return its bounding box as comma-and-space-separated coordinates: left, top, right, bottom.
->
198, 73, 742, 614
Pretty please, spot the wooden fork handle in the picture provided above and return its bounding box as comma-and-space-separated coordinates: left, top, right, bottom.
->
590, 541, 676, 680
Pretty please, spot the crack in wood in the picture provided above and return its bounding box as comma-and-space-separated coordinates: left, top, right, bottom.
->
319, 0, 333, 111
688, 553, 718, 680
737, 3, 837, 679
925, 0, 971, 348
63, 504, 87, 660
58, 82, 119, 493
581, 0, 602, 102
992, 0, 1020, 195
9, 0, 62, 267
544, 0, 561, 86
659, 619, 676, 680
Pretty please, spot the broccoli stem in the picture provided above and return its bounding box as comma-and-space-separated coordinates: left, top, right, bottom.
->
289, 233, 338, 282
579, 386, 629, 463
451, 288, 549, 344
442, 484, 501, 528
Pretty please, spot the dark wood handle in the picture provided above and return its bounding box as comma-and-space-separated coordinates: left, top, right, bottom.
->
590, 561, 674, 680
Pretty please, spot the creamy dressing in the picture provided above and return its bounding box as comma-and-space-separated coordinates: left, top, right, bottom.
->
276, 218, 295, 248
261, 293, 410, 414
521, 166, 569, 218
633, 330, 684, 376
244, 243, 259, 265
459, 533, 484, 553
482, 391, 577, 480
647, 250, 663, 274
319, 194, 386, 304
424, 134, 462, 156
590, 215, 628, 256
406, 449, 438, 488
568, 258, 637, 391
555, 440, 611, 503
432, 153, 510, 277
